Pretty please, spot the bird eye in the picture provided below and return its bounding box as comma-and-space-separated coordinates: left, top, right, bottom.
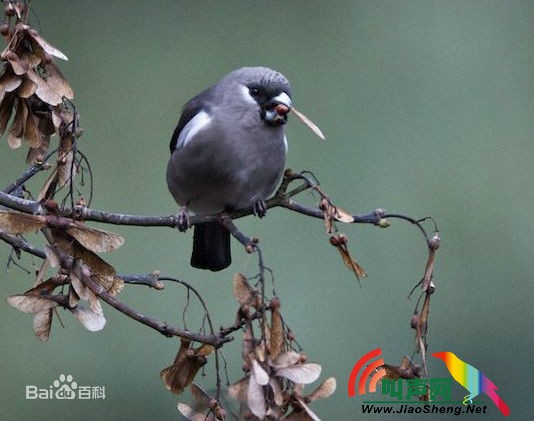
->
249, 87, 260, 97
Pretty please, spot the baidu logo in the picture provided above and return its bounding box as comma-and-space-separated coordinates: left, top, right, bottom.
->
26, 374, 105, 400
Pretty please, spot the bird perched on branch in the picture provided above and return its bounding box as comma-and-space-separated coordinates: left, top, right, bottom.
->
166, 67, 293, 272
432, 351, 510, 417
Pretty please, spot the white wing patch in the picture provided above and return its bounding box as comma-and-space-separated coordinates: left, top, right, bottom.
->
176, 110, 212, 149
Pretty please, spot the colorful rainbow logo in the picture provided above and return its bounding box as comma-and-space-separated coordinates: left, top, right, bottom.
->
432, 351, 510, 417
347, 348, 386, 396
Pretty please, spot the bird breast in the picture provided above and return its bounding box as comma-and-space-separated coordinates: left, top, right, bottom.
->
167, 120, 287, 215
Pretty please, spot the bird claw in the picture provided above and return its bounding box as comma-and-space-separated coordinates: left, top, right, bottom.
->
175, 207, 190, 232
253, 199, 267, 218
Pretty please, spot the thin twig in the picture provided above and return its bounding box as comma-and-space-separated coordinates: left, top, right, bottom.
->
2, 149, 57, 194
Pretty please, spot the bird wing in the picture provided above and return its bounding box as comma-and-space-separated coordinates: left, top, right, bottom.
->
169, 85, 217, 152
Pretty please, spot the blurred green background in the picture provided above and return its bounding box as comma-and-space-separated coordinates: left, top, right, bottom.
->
1, 1, 533, 420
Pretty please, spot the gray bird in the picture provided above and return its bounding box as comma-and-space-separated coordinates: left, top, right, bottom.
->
166, 67, 292, 271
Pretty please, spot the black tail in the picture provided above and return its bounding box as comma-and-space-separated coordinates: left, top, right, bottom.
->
191, 221, 231, 271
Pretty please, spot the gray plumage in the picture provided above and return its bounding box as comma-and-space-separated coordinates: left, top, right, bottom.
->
166, 67, 292, 271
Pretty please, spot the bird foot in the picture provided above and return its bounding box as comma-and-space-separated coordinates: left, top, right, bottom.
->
253, 199, 267, 218
462, 394, 473, 405
175, 207, 190, 232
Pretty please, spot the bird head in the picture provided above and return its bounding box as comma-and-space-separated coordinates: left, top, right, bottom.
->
432, 351, 459, 363
224, 66, 293, 126
432, 351, 447, 361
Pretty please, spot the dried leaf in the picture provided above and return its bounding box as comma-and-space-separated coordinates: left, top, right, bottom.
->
269, 377, 284, 406
190, 383, 211, 408
177, 403, 215, 421
251, 359, 269, 386
68, 284, 80, 308
44, 244, 61, 268
0, 92, 15, 135
190, 384, 225, 420
7, 294, 57, 314
24, 108, 43, 148
0, 210, 46, 234
275, 363, 322, 384
37, 166, 58, 201
44, 61, 74, 100
332, 206, 354, 223
233, 273, 254, 306
271, 351, 301, 368
0, 69, 22, 93
31, 277, 63, 295
228, 377, 248, 402
26, 131, 50, 163
196, 343, 215, 357
70, 301, 106, 331
27, 27, 69, 61
242, 323, 254, 363
5, 51, 27, 75
270, 306, 283, 359
37, 149, 75, 201
306, 377, 336, 402
320, 199, 354, 231
51, 231, 117, 275
291, 106, 325, 141
247, 371, 266, 418
56, 148, 74, 187
70, 267, 91, 301
330, 234, 367, 281
15, 76, 36, 98
19, 48, 42, 69
66, 224, 124, 253
93, 275, 124, 296
33, 308, 54, 342
295, 398, 321, 421
34, 256, 52, 286
161, 339, 212, 395
26, 68, 63, 106
7, 97, 27, 148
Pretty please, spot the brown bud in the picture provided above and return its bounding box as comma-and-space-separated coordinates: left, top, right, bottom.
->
377, 218, 390, 228
152, 280, 165, 290
240, 304, 251, 319
4, 3, 15, 16
269, 296, 281, 310
44, 199, 59, 213
0, 23, 9, 36
428, 233, 440, 251
215, 407, 226, 420
329, 233, 348, 246
374, 208, 386, 216
298, 353, 308, 363
253, 295, 263, 311
287, 331, 295, 341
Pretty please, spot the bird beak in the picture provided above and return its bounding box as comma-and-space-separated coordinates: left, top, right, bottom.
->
262, 92, 292, 125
